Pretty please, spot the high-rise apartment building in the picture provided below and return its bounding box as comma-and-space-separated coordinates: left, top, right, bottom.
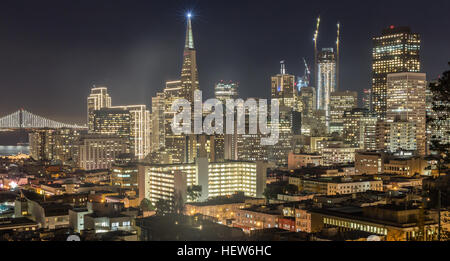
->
386, 72, 426, 155
29, 128, 82, 165
372, 26, 421, 120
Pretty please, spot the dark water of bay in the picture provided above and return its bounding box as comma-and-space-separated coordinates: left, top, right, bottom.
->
0, 130, 29, 155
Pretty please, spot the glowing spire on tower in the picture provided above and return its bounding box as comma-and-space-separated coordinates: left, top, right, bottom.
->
185, 12, 194, 49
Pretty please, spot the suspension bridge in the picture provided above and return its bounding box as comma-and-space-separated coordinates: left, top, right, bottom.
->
0, 109, 87, 130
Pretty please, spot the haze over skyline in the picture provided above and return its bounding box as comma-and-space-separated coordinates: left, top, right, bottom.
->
0, 0, 449, 124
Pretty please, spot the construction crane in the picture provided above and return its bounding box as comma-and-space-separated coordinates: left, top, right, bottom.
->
303, 57, 311, 86
313, 16, 321, 90
303, 57, 311, 76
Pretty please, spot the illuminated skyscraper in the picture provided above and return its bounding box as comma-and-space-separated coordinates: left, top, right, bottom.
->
87, 86, 112, 131
316, 48, 336, 127
359, 113, 378, 151
215, 81, 238, 103
163, 14, 200, 164
329, 91, 358, 135
111, 105, 150, 160
343, 108, 369, 148
362, 89, 372, 111
372, 26, 421, 120
93, 107, 132, 154
214, 81, 238, 161
268, 106, 295, 166
386, 72, 426, 156
271, 61, 298, 110
180, 13, 199, 104
163, 80, 186, 163
29, 128, 82, 165
236, 100, 268, 162
299, 87, 316, 117
151, 92, 165, 153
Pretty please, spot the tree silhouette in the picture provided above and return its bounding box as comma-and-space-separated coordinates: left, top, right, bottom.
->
428, 62, 450, 169
187, 185, 202, 202
155, 199, 171, 216
427, 62, 450, 241
139, 198, 155, 212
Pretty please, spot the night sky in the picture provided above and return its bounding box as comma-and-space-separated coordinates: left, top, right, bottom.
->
0, 0, 449, 125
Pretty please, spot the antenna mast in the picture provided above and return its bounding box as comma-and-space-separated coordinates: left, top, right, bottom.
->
336, 22, 340, 92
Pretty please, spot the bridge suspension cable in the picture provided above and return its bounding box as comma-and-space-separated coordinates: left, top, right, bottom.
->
0, 109, 86, 129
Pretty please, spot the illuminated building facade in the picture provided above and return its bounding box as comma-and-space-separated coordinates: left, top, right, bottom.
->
29, 129, 56, 161
151, 92, 165, 153
300, 176, 383, 195
138, 160, 268, 204
185, 134, 225, 163
355, 151, 386, 175
362, 89, 372, 111
343, 108, 369, 148
163, 80, 186, 163
111, 105, 150, 160
87, 86, 112, 131
53, 128, 83, 165
163, 15, 200, 164
271, 61, 298, 110
359, 113, 378, 151
184, 197, 266, 225
322, 146, 357, 166
180, 14, 199, 104
111, 164, 139, 190
316, 48, 336, 126
236, 103, 268, 162
77, 134, 128, 171
372, 26, 421, 120
93, 108, 131, 154
329, 91, 358, 134
268, 106, 296, 166
386, 73, 426, 155
215, 81, 238, 103
299, 86, 316, 118
29, 128, 82, 164
315, 205, 438, 241
387, 120, 418, 154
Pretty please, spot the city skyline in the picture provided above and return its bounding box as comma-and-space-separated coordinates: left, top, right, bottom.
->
0, 0, 449, 244
0, 0, 449, 124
